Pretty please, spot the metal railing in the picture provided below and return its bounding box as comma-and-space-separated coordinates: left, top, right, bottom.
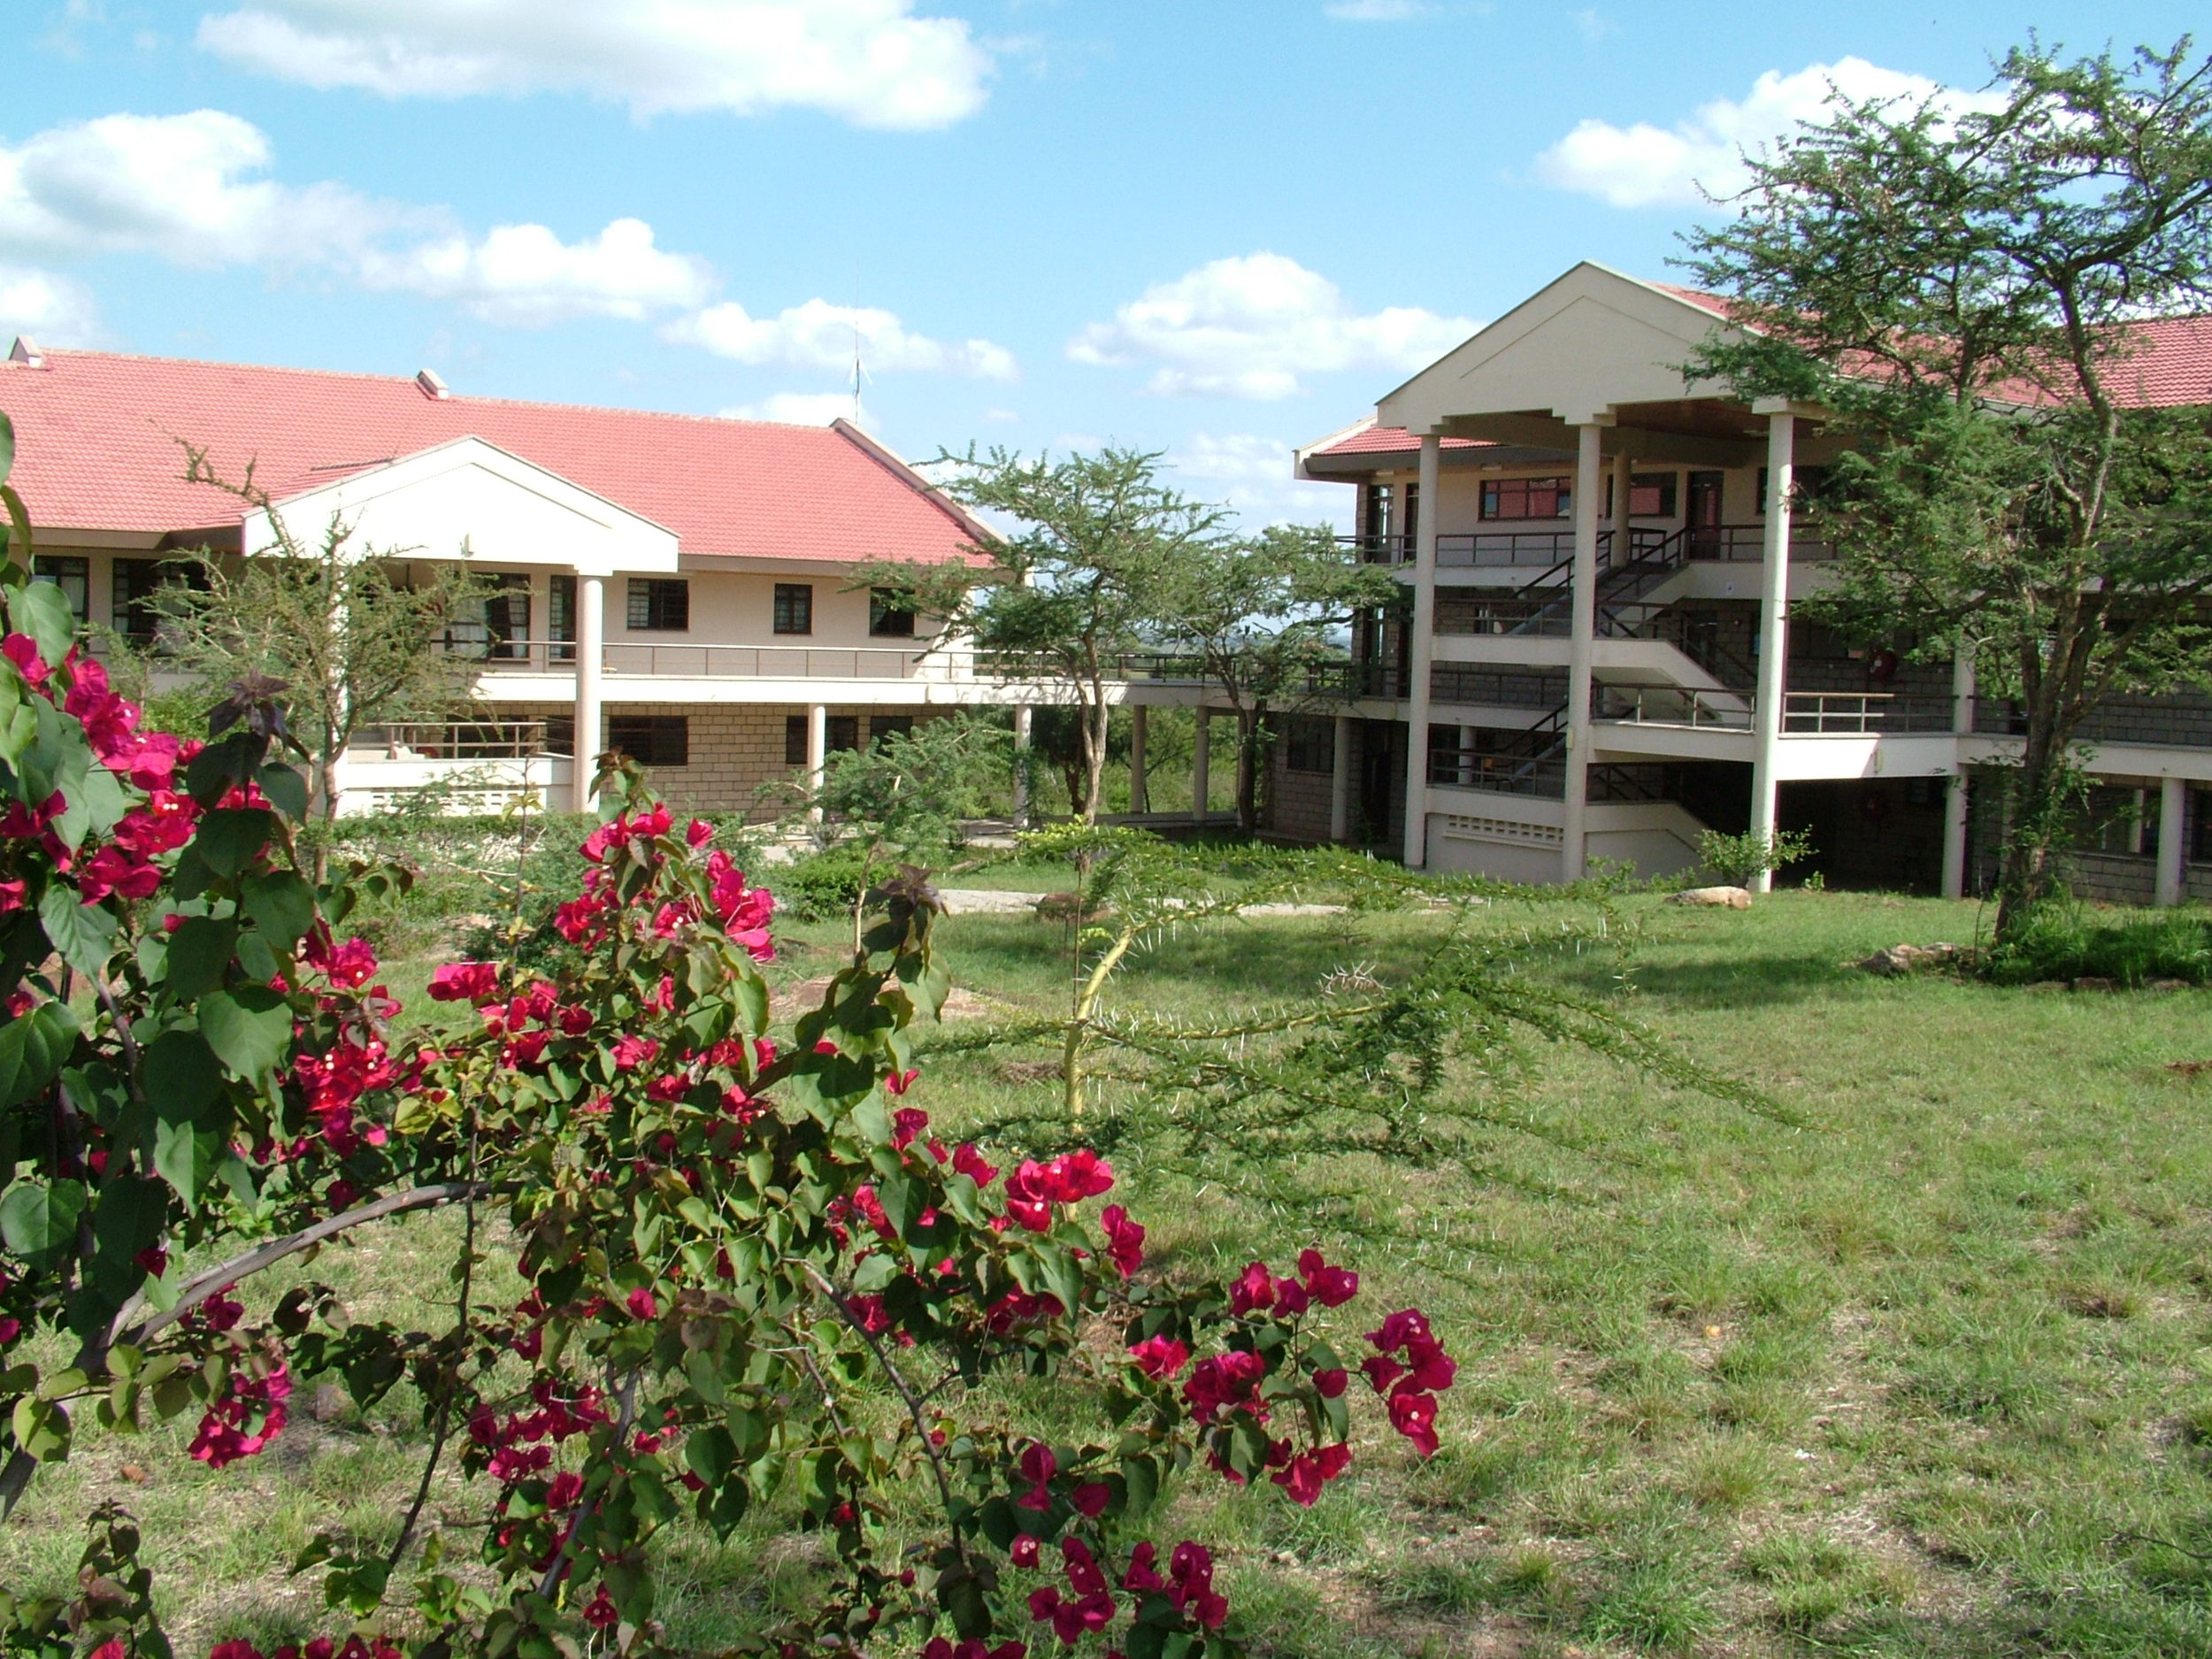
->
452, 637, 931, 679
1430, 665, 1568, 710
346, 720, 561, 758
1782, 692, 1953, 733
1435, 530, 1578, 568
1335, 534, 1414, 565
1429, 749, 1567, 796
1595, 684, 1753, 729
1972, 695, 2212, 750
1685, 525, 1835, 562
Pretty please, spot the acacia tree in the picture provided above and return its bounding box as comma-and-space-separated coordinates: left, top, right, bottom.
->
1148, 526, 1398, 833
860, 449, 1228, 823
152, 448, 488, 841
1680, 39, 2212, 936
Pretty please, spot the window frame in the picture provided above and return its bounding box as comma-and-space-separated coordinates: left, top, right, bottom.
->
868, 588, 917, 638
1280, 714, 1335, 774
773, 583, 814, 636
1479, 475, 1572, 522
32, 556, 89, 623
626, 577, 690, 634
607, 713, 689, 768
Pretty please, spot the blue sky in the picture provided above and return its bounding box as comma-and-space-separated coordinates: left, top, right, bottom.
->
6, 1, 2201, 527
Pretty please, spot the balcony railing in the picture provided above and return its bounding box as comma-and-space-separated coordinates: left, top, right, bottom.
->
1684, 525, 1835, 562
348, 720, 561, 757
1595, 684, 1753, 729
1590, 687, 1955, 734
1336, 534, 1414, 565
453, 638, 933, 680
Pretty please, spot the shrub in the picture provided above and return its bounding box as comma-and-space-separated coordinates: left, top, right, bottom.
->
1985, 902, 2212, 986
1695, 827, 1815, 890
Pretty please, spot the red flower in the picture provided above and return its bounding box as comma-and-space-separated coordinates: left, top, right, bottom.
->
951, 1142, 998, 1187
3, 634, 50, 687
1228, 1261, 1275, 1315
427, 961, 501, 1003
1010, 1533, 1041, 1569
1122, 1541, 1164, 1592
1298, 1248, 1359, 1307
1127, 1334, 1189, 1381
1099, 1203, 1144, 1279
1313, 1367, 1348, 1399
1071, 1481, 1111, 1517
891, 1106, 929, 1148
626, 1286, 658, 1320
77, 845, 159, 904
611, 1034, 659, 1071
1183, 1349, 1266, 1422
1387, 1388, 1440, 1456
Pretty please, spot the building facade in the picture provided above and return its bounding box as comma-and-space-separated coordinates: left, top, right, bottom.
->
1272, 263, 2212, 901
0, 342, 1072, 818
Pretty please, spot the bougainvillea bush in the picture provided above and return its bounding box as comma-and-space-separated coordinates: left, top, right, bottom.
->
0, 422, 1453, 1659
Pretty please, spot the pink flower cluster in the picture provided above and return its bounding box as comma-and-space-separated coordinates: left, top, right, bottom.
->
209, 1636, 402, 1659
189, 1361, 291, 1469
1228, 1248, 1359, 1317
557, 810, 776, 964
466, 1380, 611, 1483
1002, 1149, 1113, 1232
1361, 1309, 1455, 1457
1124, 1540, 1228, 1630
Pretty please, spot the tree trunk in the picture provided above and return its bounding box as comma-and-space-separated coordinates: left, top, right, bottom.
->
1234, 703, 1262, 833
1992, 681, 2077, 942
1079, 685, 1110, 823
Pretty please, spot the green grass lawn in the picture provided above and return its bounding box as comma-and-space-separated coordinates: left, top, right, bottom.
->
8, 882, 2212, 1658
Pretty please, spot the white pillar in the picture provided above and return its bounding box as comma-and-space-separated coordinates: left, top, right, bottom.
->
570, 572, 605, 811
1128, 705, 1148, 815
1942, 645, 1975, 901
1748, 411, 1794, 893
1329, 714, 1354, 843
1610, 449, 1634, 549
805, 703, 827, 826
1401, 433, 1440, 867
2157, 776, 2186, 908
1561, 421, 1605, 882
1192, 710, 1210, 824
1010, 704, 1033, 828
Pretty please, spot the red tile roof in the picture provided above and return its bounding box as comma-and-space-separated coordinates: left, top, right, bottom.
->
0, 349, 987, 565
1312, 426, 1494, 458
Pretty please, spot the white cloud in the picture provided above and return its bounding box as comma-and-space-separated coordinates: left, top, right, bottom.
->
1568, 9, 1615, 42
1324, 0, 1432, 18
718, 392, 857, 425
197, 0, 992, 130
0, 265, 101, 345
1536, 58, 2006, 209
1069, 252, 1478, 400
672, 297, 1017, 380
360, 217, 713, 325
1169, 433, 1351, 530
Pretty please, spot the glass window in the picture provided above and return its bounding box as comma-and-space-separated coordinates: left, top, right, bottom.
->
785, 714, 809, 766
608, 714, 688, 767
549, 574, 576, 664
32, 556, 88, 622
774, 583, 814, 635
868, 588, 916, 637
110, 557, 207, 646
1281, 714, 1334, 774
870, 714, 915, 749
1479, 476, 1571, 521
826, 714, 859, 752
484, 573, 531, 661
1629, 472, 1678, 517
626, 578, 689, 632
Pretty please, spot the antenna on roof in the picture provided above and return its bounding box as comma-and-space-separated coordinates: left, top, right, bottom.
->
415, 366, 449, 400
850, 319, 872, 429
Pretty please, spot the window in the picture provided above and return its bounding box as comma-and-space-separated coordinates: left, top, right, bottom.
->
871, 714, 915, 749
549, 574, 577, 664
111, 557, 207, 645
785, 714, 810, 766
543, 716, 576, 757
826, 715, 859, 753
1479, 476, 1571, 521
868, 588, 917, 637
608, 714, 688, 767
627, 578, 689, 632
484, 574, 532, 661
773, 583, 814, 635
32, 556, 88, 622
1607, 472, 1678, 518
1281, 715, 1334, 774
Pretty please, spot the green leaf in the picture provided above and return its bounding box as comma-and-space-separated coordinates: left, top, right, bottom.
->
51, 765, 128, 854
0, 1002, 79, 1109
10, 1395, 69, 1462
6, 581, 74, 666
161, 918, 237, 1002
36, 885, 118, 977
188, 810, 275, 879
256, 764, 309, 823
0, 410, 15, 488
153, 1120, 226, 1209
0, 1178, 85, 1269
142, 1029, 226, 1126
0, 483, 30, 580
241, 872, 315, 949
197, 986, 294, 1080
88, 1176, 167, 1305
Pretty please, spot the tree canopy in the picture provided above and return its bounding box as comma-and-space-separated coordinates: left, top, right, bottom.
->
1679, 37, 2212, 931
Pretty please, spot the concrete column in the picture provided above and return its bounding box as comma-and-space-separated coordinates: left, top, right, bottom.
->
1330, 714, 1355, 842
1401, 433, 1441, 866
805, 703, 827, 826
1192, 710, 1210, 824
1561, 421, 1605, 881
2157, 775, 2186, 908
570, 572, 605, 811
1010, 704, 1033, 828
1748, 412, 1794, 893
1128, 705, 1148, 815
1951, 641, 1977, 736
1610, 449, 1634, 555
